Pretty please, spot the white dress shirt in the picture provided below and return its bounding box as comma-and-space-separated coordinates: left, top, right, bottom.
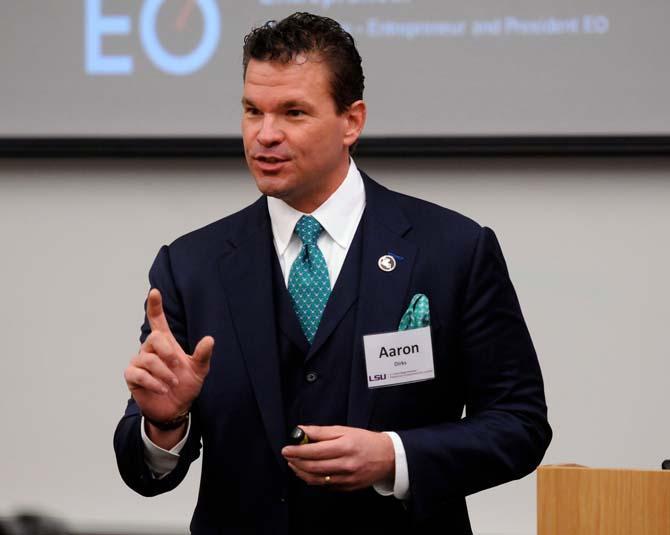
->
141, 158, 410, 499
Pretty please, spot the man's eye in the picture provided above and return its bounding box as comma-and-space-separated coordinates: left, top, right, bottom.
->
245, 108, 261, 116
287, 109, 304, 117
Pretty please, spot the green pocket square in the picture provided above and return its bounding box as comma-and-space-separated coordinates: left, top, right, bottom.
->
398, 293, 430, 330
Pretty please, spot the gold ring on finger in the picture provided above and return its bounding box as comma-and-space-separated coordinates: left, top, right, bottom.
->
324, 475, 331, 484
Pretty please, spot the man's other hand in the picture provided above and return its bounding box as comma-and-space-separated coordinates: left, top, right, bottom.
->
281, 425, 395, 491
124, 289, 214, 427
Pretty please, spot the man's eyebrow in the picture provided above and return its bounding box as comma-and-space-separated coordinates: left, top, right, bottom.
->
280, 99, 312, 110
240, 97, 314, 110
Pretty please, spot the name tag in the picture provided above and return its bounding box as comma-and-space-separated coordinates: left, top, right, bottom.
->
363, 326, 435, 388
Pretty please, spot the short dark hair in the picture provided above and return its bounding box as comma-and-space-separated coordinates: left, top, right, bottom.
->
242, 12, 364, 114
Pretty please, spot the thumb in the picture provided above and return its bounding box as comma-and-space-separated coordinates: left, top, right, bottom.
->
192, 335, 215, 370
298, 425, 347, 442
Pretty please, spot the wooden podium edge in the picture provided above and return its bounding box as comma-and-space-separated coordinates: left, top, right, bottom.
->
537, 464, 670, 535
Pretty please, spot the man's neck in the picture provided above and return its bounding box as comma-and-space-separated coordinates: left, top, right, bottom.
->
283, 157, 351, 213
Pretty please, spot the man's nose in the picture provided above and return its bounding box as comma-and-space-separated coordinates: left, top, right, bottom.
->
256, 115, 284, 147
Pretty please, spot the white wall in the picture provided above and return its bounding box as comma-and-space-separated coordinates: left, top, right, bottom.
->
1, 157, 668, 534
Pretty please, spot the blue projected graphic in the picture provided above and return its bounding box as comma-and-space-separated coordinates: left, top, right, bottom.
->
85, 0, 133, 74
140, 0, 220, 75
85, 0, 222, 76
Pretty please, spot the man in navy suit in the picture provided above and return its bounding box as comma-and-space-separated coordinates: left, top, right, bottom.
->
114, 12, 551, 534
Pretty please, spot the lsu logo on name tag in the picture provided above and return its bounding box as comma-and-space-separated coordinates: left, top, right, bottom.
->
363, 326, 435, 388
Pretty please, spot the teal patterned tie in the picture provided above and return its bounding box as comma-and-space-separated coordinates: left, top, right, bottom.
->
288, 216, 331, 344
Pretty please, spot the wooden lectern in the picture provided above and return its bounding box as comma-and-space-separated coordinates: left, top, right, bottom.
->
537, 465, 670, 535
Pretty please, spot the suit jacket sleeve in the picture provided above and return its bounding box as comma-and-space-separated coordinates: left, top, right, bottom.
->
113, 245, 203, 496
397, 226, 552, 519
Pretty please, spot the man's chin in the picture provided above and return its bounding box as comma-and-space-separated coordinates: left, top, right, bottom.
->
253, 174, 292, 199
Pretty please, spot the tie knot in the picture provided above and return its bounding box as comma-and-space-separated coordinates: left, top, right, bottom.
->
294, 215, 323, 246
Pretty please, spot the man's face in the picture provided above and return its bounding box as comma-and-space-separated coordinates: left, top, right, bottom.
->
242, 56, 362, 212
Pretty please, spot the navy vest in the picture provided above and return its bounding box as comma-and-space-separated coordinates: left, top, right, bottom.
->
270, 218, 411, 534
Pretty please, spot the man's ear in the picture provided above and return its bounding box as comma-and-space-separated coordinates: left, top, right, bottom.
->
343, 100, 367, 149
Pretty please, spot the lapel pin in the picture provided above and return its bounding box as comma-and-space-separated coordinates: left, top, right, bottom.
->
378, 254, 396, 272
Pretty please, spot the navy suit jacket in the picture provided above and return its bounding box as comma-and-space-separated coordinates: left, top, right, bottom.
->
114, 172, 551, 534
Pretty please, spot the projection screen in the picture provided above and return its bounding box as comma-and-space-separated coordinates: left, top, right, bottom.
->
2, 0, 669, 141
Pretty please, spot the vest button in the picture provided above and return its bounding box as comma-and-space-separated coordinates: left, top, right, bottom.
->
305, 372, 318, 383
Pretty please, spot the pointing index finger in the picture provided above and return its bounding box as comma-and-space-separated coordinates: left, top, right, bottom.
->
146, 288, 173, 335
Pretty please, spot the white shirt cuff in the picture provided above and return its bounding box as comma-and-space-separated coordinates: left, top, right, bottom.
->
140, 414, 190, 479
373, 431, 410, 500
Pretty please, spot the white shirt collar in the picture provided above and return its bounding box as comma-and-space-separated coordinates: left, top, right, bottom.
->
267, 158, 366, 255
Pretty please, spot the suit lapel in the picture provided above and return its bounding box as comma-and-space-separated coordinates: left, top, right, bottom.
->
217, 198, 287, 471
347, 174, 417, 429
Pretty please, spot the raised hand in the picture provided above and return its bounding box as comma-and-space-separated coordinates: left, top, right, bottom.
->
124, 288, 214, 425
